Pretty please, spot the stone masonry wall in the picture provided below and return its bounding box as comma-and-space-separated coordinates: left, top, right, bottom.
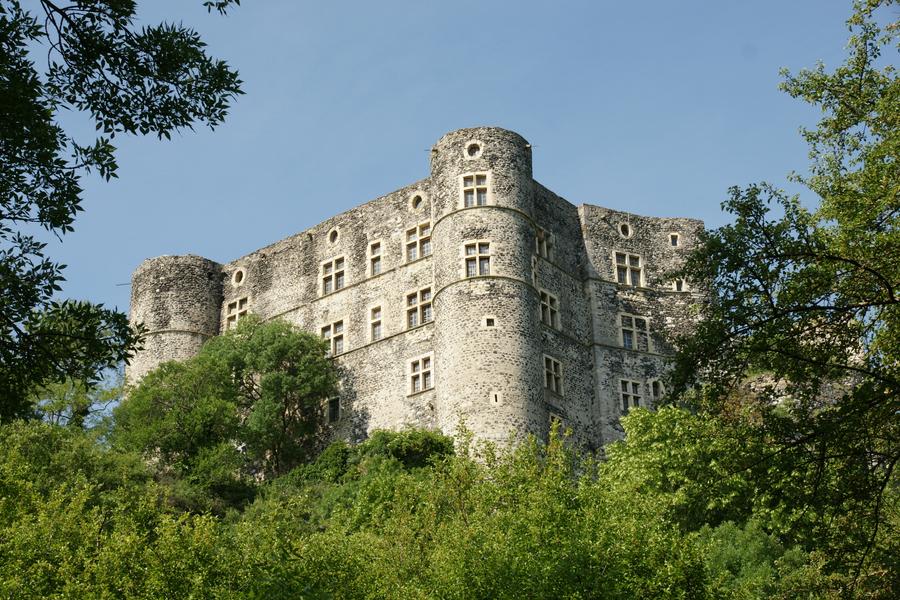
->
127, 127, 705, 450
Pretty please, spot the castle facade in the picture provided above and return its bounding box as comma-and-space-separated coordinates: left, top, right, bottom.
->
128, 127, 703, 448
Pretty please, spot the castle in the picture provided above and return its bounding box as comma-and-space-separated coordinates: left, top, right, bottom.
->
127, 127, 703, 449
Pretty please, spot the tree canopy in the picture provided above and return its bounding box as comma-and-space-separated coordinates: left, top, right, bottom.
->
0, 0, 243, 420
671, 0, 898, 579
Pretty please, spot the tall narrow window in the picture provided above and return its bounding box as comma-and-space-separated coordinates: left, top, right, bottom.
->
327, 397, 341, 423
464, 241, 491, 277
620, 379, 642, 413
406, 287, 432, 328
322, 257, 346, 294
672, 278, 687, 292
650, 379, 664, 403
536, 227, 553, 259
670, 233, 680, 247
409, 355, 433, 394
370, 306, 383, 341
226, 297, 249, 330
369, 241, 382, 276
462, 173, 488, 207
614, 252, 643, 287
544, 355, 562, 395
406, 222, 432, 262
321, 319, 345, 355
540, 290, 560, 329
620, 314, 650, 352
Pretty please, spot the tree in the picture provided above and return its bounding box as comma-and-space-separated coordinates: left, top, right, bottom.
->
112, 317, 338, 511
0, 0, 243, 420
671, 0, 898, 580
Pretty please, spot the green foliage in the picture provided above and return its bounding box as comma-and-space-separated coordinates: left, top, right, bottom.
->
0, 0, 242, 420
671, 0, 899, 581
112, 317, 338, 512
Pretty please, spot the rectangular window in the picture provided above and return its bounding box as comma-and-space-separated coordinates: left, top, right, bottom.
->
462, 173, 489, 207
370, 306, 382, 341
464, 241, 491, 277
322, 257, 346, 295
614, 252, 643, 287
620, 314, 650, 352
225, 297, 249, 330
321, 319, 345, 356
670, 233, 680, 247
673, 278, 687, 292
327, 397, 341, 423
406, 222, 432, 262
620, 379, 642, 414
409, 355, 433, 394
544, 355, 562, 395
406, 287, 432, 329
650, 379, 664, 403
369, 241, 382, 276
540, 290, 560, 329
536, 227, 553, 259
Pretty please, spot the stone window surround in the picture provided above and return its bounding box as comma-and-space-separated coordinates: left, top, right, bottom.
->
668, 232, 681, 247
405, 286, 433, 329
672, 278, 689, 292
619, 312, 652, 353
463, 239, 492, 278
231, 268, 246, 287
613, 251, 643, 287
409, 190, 428, 212
481, 314, 498, 330
649, 378, 664, 404
459, 171, 492, 208
369, 302, 384, 342
225, 296, 249, 330
543, 354, 563, 396
620, 378, 642, 414
535, 226, 554, 260
408, 352, 434, 396
327, 227, 340, 244
320, 255, 347, 296
463, 139, 484, 160
405, 222, 432, 263
320, 316, 348, 356
617, 222, 634, 239
539, 288, 560, 330
326, 396, 341, 423
368, 239, 383, 277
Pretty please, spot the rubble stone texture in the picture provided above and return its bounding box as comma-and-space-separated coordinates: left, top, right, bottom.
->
128, 127, 704, 448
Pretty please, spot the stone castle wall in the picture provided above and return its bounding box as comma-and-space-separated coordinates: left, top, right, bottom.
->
127, 127, 704, 448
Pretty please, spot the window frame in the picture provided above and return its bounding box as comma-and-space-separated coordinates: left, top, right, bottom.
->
405, 286, 433, 329
326, 397, 342, 423
405, 222, 432, 263
408, 353, 434, 395
463, 240, 492, 277
535, 227, 554, 260
460, 172, 491, 208
613, 251, 643, 287
543, 355, 563, 396
321, 256, 347, 296
368, 240, 383, 277
369, 304, 383, 342
225, 296, 250, 330
619, 312, 651, 352
320, 317, 347, 356
539, 289, 560, 330
619, 378, 642, 414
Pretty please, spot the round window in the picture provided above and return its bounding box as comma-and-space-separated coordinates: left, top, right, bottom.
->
619, 223, 632, 238
232, 269, 245, 285
328, 229, 339, 244
464, 140, 483, 159
412, 195, 423, 209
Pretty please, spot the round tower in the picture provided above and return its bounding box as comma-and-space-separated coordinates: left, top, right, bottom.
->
127, 255, 223, 383
430, 127, 544, 445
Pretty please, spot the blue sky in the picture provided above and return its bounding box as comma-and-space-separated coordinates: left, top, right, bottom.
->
49, 0, 855, 313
